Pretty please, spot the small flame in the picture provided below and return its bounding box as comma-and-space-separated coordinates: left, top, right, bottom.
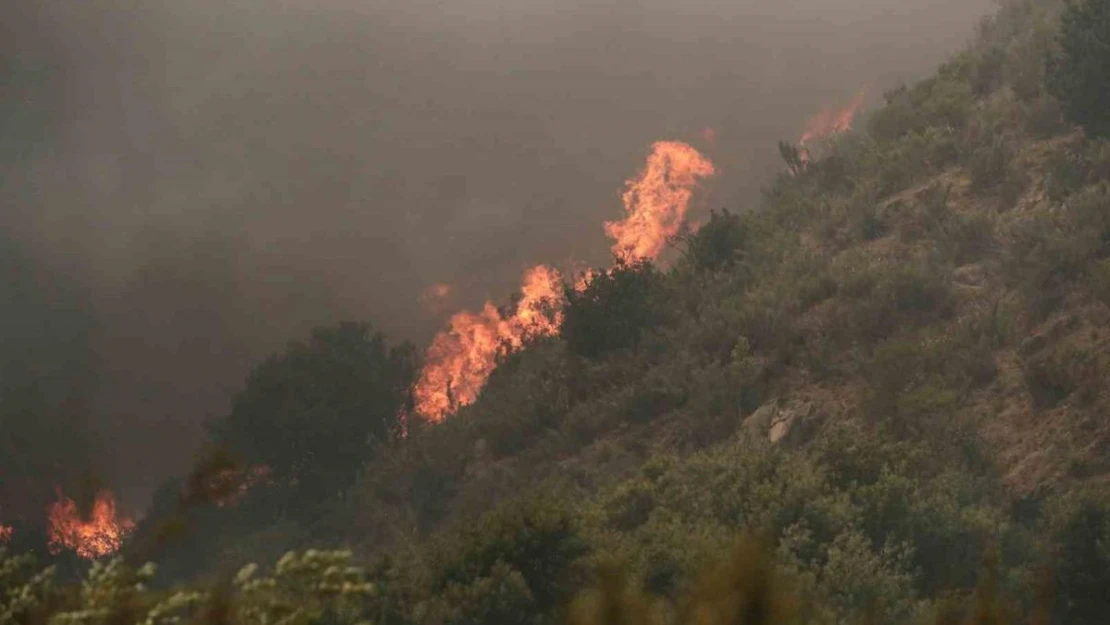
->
605, 141, 716, 262
0, 524, 11, 545
420, 282, 454, 313
573, 268, 600, 293
799, 89, 868, 150
414, 264, 564, 421
47, 489, 135, 559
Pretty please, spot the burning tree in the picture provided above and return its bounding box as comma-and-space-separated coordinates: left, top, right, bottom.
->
47, 489, 135, 560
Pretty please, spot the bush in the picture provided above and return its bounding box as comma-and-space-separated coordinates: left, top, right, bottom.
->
968, 136, 1027, 206
208, 322, 416, 504
427, 495, 589, 615
562, 261, 667, 359
1051, 496, 1110, 625
681, 209, 749, 273
1047, 0, 1110, 137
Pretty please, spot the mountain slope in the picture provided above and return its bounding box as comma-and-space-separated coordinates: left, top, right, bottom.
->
13, 0, 1110, 623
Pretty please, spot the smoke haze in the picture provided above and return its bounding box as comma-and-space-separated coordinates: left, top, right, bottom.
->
2, 0, 993, 510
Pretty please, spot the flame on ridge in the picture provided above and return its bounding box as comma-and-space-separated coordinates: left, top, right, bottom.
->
413, 264, 564, 421
412, 140, 715, 422
798, 89, 868, 159
605, 141, 716, 262
47, 489, 135, 560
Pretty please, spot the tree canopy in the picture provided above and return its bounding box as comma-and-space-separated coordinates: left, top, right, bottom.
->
208, 322, 415, 501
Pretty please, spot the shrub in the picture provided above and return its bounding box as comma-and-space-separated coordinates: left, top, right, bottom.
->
1051, 497, 1110, 625
562, 261, 667, 359
681, 209, 749, 273
1047, 0, 1110, 137
207, 322, 416, 505
427, 495, 589, 614
968, 136, 1027, 206
0, 548, 55, 625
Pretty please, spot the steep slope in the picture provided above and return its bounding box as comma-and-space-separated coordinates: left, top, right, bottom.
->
47, 0, 1110, 623
333, 0, 1106, 545
277, 0, 1110, 620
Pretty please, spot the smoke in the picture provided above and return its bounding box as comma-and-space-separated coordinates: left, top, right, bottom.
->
1, 0, 993, 511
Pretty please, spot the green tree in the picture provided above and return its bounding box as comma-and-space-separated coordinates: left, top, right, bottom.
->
562, 261, 665, 359
208, 322, 415, 502
1053, 498, 1110, 625
680, 208, 749, 273
1047, 0, 1110, 137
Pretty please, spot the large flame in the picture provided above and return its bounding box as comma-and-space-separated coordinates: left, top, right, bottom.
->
413, 140, 714, 422
47, 489, 135, 559
413, 264, 563, 421
605, 141, 716, 262
799, 89, 868, 153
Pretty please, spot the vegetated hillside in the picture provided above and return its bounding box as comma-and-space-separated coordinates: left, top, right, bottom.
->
6, 0, 1110, 623
322, 0, 1109, 619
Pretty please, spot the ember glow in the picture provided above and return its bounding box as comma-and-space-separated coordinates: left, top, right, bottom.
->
413, 264, 564, 421
605, 141, 716, 262
0, 524, 11, 545
213, 465, 273, 508
47, 489, 135, 559
413, 140, 715, 422
798, 89, 868, 156
420, 282, 454, 313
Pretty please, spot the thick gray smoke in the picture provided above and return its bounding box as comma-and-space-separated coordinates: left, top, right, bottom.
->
2, 0, 993, 510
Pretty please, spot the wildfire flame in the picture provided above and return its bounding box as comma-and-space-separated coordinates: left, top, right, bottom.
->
47, 489, 135, 559
798, 89, 868, 161
605, 141, 716, 262
413, 140, 714, 422
413, 264, 563, 421
0, 524, 11, 545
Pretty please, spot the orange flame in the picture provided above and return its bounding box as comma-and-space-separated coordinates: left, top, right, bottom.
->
605, 141, 716, 262
0, 524, 11, 545
414, 264, 563, 421
47, 489, 135, 559
573, 268, 600, 293
413, 140, 715, 422
799, 89, 868, 153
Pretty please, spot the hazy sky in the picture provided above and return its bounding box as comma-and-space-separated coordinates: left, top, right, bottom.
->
2, 0, 994, 510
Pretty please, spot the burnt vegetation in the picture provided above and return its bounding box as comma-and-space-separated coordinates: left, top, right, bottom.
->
7, 0, 1110, 623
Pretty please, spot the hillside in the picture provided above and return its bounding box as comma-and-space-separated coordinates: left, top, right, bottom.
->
5, 0, 1110, 623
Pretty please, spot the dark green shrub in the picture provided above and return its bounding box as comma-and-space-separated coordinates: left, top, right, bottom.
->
429, 495, 589, 614
562, 261, 666, 359
1047, 0, 1110, 138
1052, 497, 1110, 625
969, 136, 1027, 206
208, 322, 416, 504
681, 209, 749, 273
